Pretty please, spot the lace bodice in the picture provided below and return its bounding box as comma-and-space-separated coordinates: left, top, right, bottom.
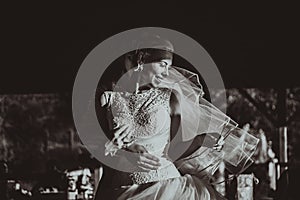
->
106, 87, 171, 139
103, 88, 181, 184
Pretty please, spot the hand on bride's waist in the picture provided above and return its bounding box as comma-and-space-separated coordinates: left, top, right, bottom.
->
124, 143, 162, 171
106, 124, 163, 171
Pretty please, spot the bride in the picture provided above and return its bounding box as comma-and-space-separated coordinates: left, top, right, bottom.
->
95, 35, 258, 200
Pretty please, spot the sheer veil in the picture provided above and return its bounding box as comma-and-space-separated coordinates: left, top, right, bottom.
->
152, 66, 260, 177
109, 64, 259, 176
104, 34, 259, 178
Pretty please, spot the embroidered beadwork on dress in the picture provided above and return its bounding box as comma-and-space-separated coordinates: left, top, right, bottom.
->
104, 88, 172, 156
103, 88, 182, 183
130, 163, 180, 184
110, 88, 171, 139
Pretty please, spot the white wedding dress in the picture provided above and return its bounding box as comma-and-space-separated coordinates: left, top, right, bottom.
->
100, 87, 225, 200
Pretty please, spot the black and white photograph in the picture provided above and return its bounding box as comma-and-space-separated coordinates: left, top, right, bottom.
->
1, 2, 299, 200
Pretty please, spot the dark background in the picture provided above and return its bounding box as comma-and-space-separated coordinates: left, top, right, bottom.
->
1, 1, 299, 94
1, 2, 299, 199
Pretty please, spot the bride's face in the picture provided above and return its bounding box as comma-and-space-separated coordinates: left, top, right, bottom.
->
140, 59, 172, 87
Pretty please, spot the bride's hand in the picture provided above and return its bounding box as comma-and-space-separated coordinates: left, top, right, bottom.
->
201, 133, 224, 151
213, 135, 225, 151
126, 144, 161, 171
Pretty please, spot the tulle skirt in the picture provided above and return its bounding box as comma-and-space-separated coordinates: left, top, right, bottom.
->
116, 174, 225, 200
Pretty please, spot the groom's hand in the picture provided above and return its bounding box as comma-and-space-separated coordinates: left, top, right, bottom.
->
126, 144, 161, 171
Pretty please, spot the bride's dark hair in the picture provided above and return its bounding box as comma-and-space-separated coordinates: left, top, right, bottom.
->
124, 34, 174, 68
